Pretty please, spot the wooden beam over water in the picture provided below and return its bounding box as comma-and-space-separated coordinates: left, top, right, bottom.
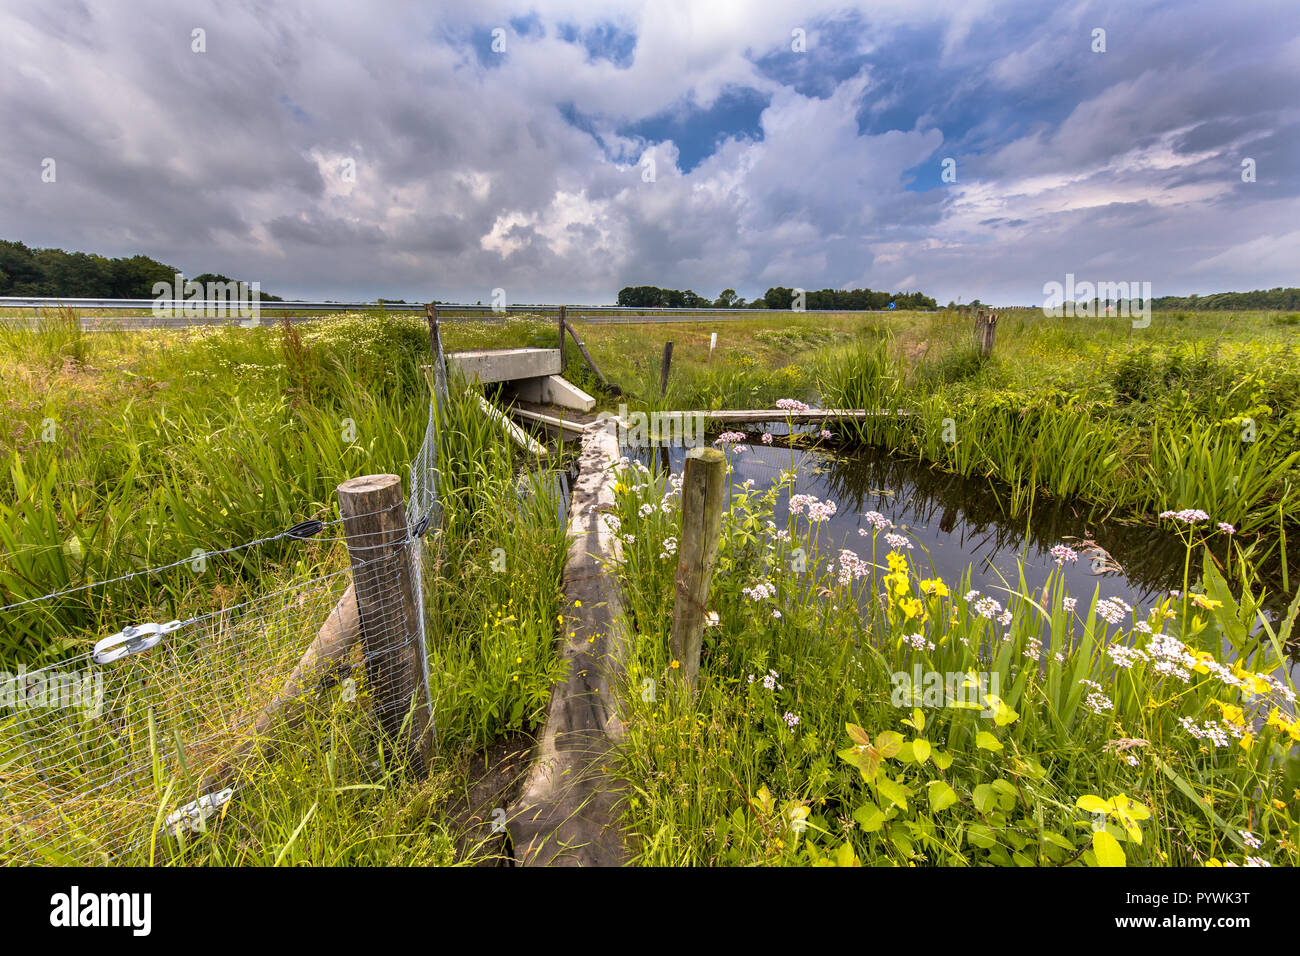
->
679, 408, 911, 424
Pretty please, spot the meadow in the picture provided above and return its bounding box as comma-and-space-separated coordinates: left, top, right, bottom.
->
1, 305, 1296, 865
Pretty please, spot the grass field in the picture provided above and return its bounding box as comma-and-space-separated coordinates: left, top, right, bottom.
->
1, 305, 1296, 865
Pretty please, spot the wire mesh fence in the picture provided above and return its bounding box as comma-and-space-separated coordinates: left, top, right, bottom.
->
1, 376, 447, 865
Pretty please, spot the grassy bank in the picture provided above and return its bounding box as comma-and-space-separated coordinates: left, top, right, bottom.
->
1, 315, 567, 864
607, 457, 1299, 866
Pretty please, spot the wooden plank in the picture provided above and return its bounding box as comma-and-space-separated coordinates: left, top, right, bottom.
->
507, 418, 629, 866
672, 408, 910, 423
505, 406, 587, 437
475, 393, 549, 457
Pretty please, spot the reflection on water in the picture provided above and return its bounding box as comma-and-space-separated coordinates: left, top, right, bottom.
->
635, 440, 1287, 624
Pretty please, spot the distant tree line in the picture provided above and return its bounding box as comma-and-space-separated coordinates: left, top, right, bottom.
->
616, 285, 938, 310
0, 240, 280, 299
1152, 288, 1300, 311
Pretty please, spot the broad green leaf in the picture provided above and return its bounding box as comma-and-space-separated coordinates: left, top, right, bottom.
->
912, 738, 931, 764
994, 700, 1019, 726
876, 776, 910, 810
891, 825, 914, 858
972, 783, 996, 815
852, 802, 885, 833
1092, 830, 1126, 867
967, 824, 996, 849
838, 746, 879, 781
1075, 794, 1110, 815
875, 730, 904, 758
928, 780, 958, 812
846, 723, 871, 747
931, 750, 954, 771
975, 731, 1003, 751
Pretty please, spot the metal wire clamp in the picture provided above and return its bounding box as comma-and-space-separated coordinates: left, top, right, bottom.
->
162, 787, 235, 837
92, 620, 184, 664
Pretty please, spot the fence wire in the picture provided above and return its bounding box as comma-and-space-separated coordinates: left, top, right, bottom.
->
1, 385, 446, 865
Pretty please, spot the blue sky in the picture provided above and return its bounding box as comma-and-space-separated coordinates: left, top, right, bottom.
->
2, 0, 1297, 304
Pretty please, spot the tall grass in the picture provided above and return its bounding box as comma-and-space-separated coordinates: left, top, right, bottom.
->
815, 322, 1300, 538
1, 314, 568, 865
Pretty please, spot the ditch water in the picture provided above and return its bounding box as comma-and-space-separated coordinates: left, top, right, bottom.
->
626, 437, 1296, 676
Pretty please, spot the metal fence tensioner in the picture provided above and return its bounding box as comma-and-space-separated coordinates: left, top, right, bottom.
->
92, 619, 184, 664
162, 787, 235, 837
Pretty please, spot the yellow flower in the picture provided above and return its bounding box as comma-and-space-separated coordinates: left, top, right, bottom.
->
670, 659, 680, 670
1191, 594, 1222, 610
887, 552, 908, 573
919, 578, 949, 598
1214, 701, 1246, 727
899, 597, 924, 620
1266, 708, 1300, 740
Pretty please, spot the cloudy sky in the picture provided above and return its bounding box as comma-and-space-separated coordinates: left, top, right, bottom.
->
2, 0, 1297, 304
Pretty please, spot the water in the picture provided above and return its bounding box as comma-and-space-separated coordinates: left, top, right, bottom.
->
633, 439, 1292, 646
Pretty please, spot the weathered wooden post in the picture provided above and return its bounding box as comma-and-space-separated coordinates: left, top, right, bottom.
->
424, 302, 448, 400
558, 305, 567, 372
564, 320, 613, 391
669, 447, 726, 688
974, 310, 997, 360
337, 474, 433, 774
659, 341, 674, 397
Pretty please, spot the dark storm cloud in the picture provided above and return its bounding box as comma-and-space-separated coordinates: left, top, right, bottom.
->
0, 0, 1296, 303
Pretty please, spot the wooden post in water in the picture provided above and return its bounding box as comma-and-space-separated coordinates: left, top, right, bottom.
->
974, 310, 998, 360
337, 474, 433, 775
669, 447, 726, 689
659, 341, 674, 397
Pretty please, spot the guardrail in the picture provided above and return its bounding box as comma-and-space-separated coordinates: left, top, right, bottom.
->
0, 296, 914, 316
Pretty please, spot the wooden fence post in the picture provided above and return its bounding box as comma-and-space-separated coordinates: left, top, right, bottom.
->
659, 341, 674, 397
337, 474, 433, 775
558, 305, 567, 372
974, 310, 997, 360
424, 302, 448, 400
669, 447, 726, 688
563, 321, 614, 391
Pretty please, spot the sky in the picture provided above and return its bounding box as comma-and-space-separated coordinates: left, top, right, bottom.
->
2, 0, 1297, 305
